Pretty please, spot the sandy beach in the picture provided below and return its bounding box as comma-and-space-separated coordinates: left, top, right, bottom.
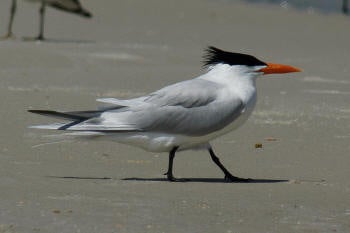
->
0, 0, 349, 232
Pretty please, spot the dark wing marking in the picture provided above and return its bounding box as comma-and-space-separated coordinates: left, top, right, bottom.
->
48, 0, 92, 18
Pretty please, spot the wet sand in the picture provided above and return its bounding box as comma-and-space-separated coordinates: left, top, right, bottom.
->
0, 0, 349, 232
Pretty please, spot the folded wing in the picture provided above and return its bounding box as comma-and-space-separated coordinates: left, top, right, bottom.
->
67, 79, 244, 136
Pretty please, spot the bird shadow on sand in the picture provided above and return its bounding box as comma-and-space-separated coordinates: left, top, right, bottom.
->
46, 176, 289, 183
46, 175, 112, 180
122, 177, 289, 183
22, 37, 95, 44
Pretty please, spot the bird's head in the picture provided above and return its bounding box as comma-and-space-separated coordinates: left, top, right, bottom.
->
203, 46, 301, 76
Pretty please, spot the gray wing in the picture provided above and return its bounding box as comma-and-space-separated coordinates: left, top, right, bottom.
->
144, 79, 220, 108
69, 79, 244, 136
137, 99, 244, 136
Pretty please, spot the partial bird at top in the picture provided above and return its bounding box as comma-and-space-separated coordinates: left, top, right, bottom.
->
1, 0, 92, 41
28, 47, 301, 182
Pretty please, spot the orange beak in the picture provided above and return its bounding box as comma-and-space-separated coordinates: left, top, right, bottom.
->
259, 63, 301, 75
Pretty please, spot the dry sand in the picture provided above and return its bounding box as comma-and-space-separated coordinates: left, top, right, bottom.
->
0, 0, 349, 232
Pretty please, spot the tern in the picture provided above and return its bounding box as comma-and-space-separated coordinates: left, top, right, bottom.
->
2, 0, 92, 40
28, 47, 301, 182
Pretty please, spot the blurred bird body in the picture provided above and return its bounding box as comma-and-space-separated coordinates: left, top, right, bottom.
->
2, 0, 92, 40
24, 0, 92, 17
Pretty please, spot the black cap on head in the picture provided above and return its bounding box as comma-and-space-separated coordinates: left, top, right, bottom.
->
203, 46, 267, 68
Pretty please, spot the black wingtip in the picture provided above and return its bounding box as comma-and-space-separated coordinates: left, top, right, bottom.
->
28, 109, 47, 114
80, 10, 92, 18
28, 110, 86, 121
203, 46, 267, 68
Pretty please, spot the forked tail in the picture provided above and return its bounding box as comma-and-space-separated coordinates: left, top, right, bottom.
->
28, 109, 102, 130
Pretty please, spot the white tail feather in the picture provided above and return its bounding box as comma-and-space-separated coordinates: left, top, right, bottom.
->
29, 123, 67, 130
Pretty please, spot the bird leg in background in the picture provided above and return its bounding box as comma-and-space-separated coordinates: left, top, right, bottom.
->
343, 0, 349, 14
23, 0, 46, 41
37, 0, 47, 40
22, 0, 47, 41
208, 147, 251, 182
164, 146, 179, 181
1, 0, 17, 40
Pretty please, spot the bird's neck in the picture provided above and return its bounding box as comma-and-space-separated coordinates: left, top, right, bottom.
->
200, 64, 258, 102
201, 64, 257, 84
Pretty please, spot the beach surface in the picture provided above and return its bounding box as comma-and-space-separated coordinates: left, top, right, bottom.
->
0, 0, 349, 232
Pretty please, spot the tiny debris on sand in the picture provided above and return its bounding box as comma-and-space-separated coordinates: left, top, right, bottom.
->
265, 137, 278, 142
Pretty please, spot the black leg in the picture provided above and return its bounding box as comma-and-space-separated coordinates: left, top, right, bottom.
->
164, 146, 179, 182
343, 0, 348, 14
208, 147, 251, 182
37, 0, 46, 40
1, 0, 17, 39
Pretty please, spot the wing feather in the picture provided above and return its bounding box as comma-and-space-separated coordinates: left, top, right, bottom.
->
68, 79, 244, 136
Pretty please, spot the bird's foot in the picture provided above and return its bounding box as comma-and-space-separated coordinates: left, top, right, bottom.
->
224, 174, 252, 183
22, 36, 45, 42
36, 35, 44, 41
0, 33, 15, 40
164, 172, 189, 182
